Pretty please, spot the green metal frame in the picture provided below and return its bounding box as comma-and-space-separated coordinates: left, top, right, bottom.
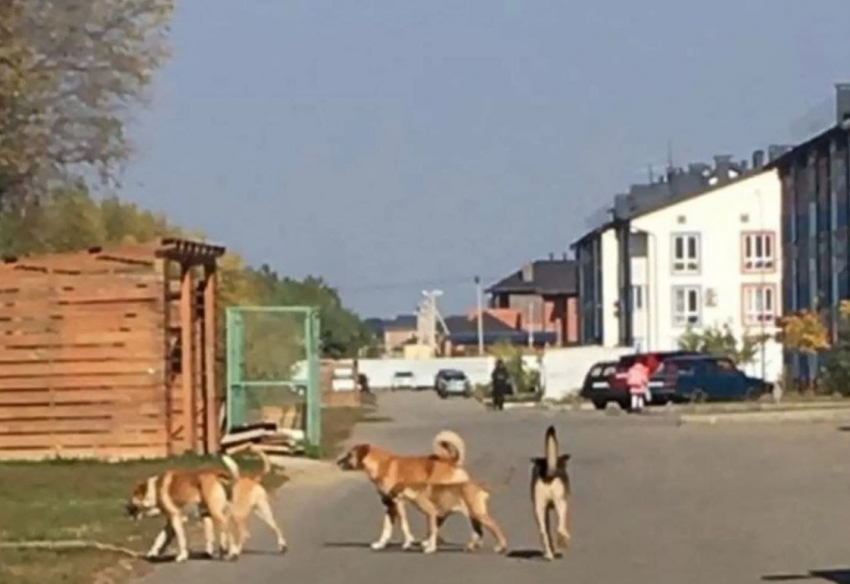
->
225, 305, 321, 448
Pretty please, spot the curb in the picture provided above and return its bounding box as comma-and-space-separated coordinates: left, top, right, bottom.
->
678, 408, 850, 425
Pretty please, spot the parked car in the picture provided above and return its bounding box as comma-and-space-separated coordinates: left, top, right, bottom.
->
390, 371, 416, 391
579, 360, 620, 409
434, 369, 473, 399
604, 350, 704, 408
650, 355, 771, 403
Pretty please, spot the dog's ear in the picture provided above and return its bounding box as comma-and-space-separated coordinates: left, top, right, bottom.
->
353, 444, 371, 464
558, 453, 571, 464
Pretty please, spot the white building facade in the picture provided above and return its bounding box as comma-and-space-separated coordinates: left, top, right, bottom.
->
574, 157, 783, 381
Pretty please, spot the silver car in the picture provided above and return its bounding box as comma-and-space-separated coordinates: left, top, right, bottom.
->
434, 369, 472, 399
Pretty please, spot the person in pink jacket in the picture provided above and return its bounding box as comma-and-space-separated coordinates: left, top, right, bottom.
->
626, 357, 650, 413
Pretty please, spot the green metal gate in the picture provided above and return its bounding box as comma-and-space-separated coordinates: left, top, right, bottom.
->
225, 306, 321, 448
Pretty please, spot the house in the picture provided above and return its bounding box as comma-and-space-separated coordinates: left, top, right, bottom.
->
485, 255, 579, 346
768, 83, 850, 383
439, 313, 534, 355
572, 152, 785, 381
373, 314, 417, 355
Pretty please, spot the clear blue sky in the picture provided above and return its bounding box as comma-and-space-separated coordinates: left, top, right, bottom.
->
123, 0, 850, 318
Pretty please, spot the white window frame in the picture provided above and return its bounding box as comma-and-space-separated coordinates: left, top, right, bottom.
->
742, 231, 776, 272
672, 286, 701, 327
631, 285, 645, 312
671, 233, 701, 274
742, 284, 776, 326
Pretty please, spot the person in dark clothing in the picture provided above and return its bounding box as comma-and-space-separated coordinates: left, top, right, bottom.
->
491, 358, 511, 411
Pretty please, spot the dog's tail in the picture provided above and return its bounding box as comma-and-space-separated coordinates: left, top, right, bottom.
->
544, 425, 559, 479
221, 453, 241, 480
249, 445, 272, 479
433, 430, 466, 466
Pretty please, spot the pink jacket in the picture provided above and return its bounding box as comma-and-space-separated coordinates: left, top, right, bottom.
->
626, 362, 649, 395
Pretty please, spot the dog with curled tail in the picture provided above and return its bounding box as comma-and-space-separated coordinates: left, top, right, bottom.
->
530, 425, 571, 560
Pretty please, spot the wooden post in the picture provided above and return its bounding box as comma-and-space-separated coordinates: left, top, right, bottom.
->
202, 264, 219, 454
180, 265, 196, 453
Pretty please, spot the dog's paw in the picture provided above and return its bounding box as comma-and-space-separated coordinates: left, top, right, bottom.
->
144, 551, 160, 561
370, 541, 388, 551
542, 552, 555, 561
422, 542, 437, 554
175, 552, 189, 563
493, 544, 508, 555
278, 543, 288, 554
401, 539, 417, 550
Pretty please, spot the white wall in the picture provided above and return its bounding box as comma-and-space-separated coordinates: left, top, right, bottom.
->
630, 169, 782, 380
355, 356, 540, 390
541, 345, 634, 401
600, 228, 620, 347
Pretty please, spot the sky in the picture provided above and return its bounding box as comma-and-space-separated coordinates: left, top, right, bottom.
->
123, 0, 850, 319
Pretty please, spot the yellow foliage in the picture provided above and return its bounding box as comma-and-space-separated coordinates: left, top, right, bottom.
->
777, 310, 831, 354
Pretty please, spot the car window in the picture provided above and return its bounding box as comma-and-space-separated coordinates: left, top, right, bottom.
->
714, 358, 737, 372
602, 364, 617, 376
444, 372, 466, 380
394, 372, 413, 377
588, 365, 603, 377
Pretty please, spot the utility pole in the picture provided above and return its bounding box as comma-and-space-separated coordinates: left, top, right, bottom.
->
420, 290, 445, 354
527, 304, 534, 348
474, 276, 484, 355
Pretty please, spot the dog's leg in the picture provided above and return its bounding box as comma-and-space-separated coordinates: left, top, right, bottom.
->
254, 493, 288, 552
465, 517, 484, 551
371, 496, 397, 550
474, 512, 507, 554
202, 516, 217, 558
533, 492, 555, 560
436, 514, 450, 546
146, 523, 174, 559
171, 515, 190, 562
395, 499, 417, 550
553, 496, 571, 556
411, 495, 440, 554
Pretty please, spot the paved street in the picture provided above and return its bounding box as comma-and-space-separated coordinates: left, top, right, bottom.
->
144, 392, 850, 584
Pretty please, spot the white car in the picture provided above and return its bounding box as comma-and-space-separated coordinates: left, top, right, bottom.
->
390, 371, 415, 391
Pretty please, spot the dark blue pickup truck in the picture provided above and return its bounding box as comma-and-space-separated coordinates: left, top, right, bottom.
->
650, 354, 771, 403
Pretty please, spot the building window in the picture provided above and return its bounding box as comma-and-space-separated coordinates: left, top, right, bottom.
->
741, 231, 776, 272
672, 286, 701, 327
631, 285, 645, 311
671, 233, 700, 274
742, 284, 777, 326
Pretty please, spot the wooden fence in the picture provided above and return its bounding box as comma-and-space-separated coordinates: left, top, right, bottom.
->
0, 239, 225, 461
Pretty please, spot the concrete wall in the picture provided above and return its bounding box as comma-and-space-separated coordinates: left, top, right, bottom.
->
354, 356, 541, 389
541, 345, 634, 401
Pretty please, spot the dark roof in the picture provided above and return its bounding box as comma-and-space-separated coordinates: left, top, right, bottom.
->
765, 120, 850, 170
381, 314, 417, 331
441, 313, 517, 336
486, 259, 578, 295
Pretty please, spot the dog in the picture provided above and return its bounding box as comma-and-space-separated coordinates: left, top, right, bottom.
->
126, 467, 233, 562
220, 446, 288, 557
389, 479, 509, 554
335, 429, 471, 551
530, 425, 572, 560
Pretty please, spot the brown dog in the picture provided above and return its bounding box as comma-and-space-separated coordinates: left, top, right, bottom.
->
336, 430, 470, 551
126, 468, 232, 562
220, 447, 288, 557
390, 480, 508, 554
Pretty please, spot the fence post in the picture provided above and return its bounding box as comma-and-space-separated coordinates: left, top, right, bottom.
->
225, 308, 246, 433
306, 308, 322, 449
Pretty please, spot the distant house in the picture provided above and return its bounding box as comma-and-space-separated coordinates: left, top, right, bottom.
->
374, 314, 417, 356
769, 83, 850, 384
439, 312, 531, 355
571, 150, 784, 381
485, 255, 579, 346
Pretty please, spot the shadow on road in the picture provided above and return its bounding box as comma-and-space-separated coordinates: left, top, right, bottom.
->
323, 541, 472, 553
506, 549, 546, 561
763, 568, 850, 583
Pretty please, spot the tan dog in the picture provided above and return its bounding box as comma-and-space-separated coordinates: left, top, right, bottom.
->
530, 425, 571, 560
126, 468, 233, 562
220, 447, 288, 557
390, 480, 508, 554
335, 430, 470, 551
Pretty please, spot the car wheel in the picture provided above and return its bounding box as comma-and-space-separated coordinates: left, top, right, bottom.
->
744, 387, 761, 401
592, 400, 607, 410
690, 389, 707, 404
438, 392, 448, 400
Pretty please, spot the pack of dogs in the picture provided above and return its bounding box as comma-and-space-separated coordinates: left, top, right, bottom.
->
125, 425, 571, 562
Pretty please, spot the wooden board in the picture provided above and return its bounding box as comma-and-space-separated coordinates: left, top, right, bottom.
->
0, 429, 167, 449
0, 401, 165, 421
0, 373, 162, 391
0, 445, 168, 461
0, 386, 162, 406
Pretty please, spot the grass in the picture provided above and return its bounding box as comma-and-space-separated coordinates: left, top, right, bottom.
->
0, 406, 365, 584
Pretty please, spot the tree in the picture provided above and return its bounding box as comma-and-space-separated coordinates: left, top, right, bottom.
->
678, 323, 767, 366
776, 310, 830, 354
0, 0, 174, 203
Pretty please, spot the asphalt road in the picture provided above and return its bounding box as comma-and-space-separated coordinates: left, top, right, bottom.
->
143, 392, 850, 584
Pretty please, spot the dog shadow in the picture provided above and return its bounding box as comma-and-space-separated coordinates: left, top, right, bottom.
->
146, 551, 219, 564
506, 549, 553, 561
323, 541, 467, 553
763, 568, 850, 583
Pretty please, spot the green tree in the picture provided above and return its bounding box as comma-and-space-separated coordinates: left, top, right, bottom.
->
0, 0, 174, 204
678, 323, 767, 366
